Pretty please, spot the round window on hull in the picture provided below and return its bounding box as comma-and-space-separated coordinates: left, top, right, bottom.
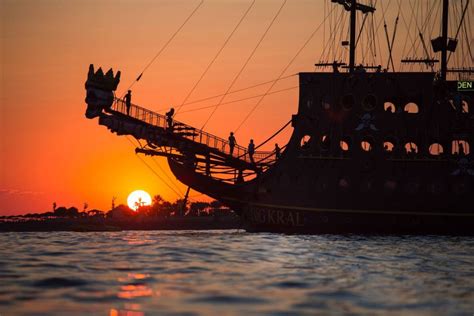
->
404, 102, 419, 114
320, 135, 331, 151
300, 135, 312, 150
338, 178, 350, 190
384, 102, 396, 113
404, 142, 418, 155
339, 136, 352, 152
383, 141, 395, 152
429, 143, 444, 156
405, 182, 421, 195
363, 95, 377, 111
452, 140, 470, 155
384, 180, 397, 192
361, 141, 372, 151
340, 141, 349, 151
321, 95, 331, 111
361, 137, 375, 152
462, 100, 469, 113
341, 94, 355, 111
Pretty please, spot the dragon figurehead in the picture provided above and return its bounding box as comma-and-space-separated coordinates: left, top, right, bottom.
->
84, 64, 121, 118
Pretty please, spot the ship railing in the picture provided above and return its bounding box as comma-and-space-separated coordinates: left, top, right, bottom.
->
111, 98, 275, 166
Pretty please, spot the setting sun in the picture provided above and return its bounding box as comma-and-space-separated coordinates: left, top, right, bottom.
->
127, 190, 152, 211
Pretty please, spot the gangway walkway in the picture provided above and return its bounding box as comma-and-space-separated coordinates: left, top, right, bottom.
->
108, 98, 277, 170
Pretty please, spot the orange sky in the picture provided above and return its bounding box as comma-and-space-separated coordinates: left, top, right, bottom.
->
1, 0, 463, 215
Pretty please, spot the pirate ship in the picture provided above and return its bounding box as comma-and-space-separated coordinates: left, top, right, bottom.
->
84, 0, 473, 234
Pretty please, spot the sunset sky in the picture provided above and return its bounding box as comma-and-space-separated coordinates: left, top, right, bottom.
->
1, 0, 466, 215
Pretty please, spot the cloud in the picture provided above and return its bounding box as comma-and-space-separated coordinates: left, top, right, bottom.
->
0, 189, 44, 196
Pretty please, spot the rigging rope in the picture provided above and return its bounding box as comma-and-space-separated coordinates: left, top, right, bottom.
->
179, 86, 299, 114
122, 0, 204, 96
163, 74, 296, 111
447, 0, 471, 64
234, 4, 336, 133
200, 0, 288, 130
125, 136, 183, 198
399, 0, 417, 67
174, 0, 256, 116
149, 153, 184, 196
373, 0, 392, 69
253, 120, 291, 150
461, 2, 473, 63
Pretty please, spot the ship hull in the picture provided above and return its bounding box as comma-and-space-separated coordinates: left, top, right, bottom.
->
168, 158, 474, 235
239, 203, 474, 235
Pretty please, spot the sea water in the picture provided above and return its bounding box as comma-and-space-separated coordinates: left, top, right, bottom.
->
0, 231, 473, 315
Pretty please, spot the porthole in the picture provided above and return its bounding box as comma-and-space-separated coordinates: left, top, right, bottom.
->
449, 99, 470, 113
361, 141, 372, 151
300, 135, 311, 150
429, 143, 444, 156
339, 136, 352, 152
404, 182, 420, 195
405, 142, 418, 154
384, 180, 397, 191
341, 94, 355, 110
361, 137, 375, 152
448, 99, 455, 110
320, 135, 330, 151
384, 102, 396, 113
363, 94, 377, 111
340, 140, 349, 151
338, 178, 350, 190
321, 95, 331, 111
383, 142, 395, 152
452, 140, 470, 155
462, 100, 469, 113
360, 179, 374, 193
404, 102, 419, 114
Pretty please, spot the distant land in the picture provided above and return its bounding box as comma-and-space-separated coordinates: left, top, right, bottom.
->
0, 196, 241, 232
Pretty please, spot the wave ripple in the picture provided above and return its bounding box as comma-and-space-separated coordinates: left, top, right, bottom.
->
0, 231, 473, 315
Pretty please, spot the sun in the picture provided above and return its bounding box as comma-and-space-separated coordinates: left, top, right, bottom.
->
127, 190, 152, 211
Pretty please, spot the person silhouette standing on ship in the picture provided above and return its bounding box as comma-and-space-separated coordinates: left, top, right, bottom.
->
248, 139, 255, 164
275, 143, 281, 160
228, 132, 236, 156
124, 90, 132, 115
166, 107, 175, 130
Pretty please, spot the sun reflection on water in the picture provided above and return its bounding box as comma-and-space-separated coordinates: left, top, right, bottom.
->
117, 273, 157, 300
117, 285, 154, 299
109, 308, 144, 316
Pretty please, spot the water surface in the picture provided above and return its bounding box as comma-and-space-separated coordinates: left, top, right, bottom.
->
1, 231, 473, 315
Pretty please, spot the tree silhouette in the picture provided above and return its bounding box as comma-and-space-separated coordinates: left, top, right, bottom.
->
188, 202, 210, 216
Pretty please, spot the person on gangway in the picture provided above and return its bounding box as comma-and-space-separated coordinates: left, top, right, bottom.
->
228, 132, 236, 156
275, 143, 281, 160
248, 139, 255, 164
124, 90, 132, 115
166, 107, 175, 130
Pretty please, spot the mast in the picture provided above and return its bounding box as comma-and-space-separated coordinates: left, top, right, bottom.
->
332, 1, 375, 73
440, 0, 449, 81
349, 0, 356, 73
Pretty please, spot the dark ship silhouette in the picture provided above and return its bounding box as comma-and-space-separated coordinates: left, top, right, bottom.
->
84, 0, 473, 234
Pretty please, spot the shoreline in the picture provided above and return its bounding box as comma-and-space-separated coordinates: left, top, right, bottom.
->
0, 216, 242, 232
